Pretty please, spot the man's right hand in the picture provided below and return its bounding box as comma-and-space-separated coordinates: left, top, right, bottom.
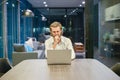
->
52, 35, 61, 49
54, 35, 61, 44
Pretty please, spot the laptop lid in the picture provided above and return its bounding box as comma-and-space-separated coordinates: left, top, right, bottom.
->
47, 50, 71, 65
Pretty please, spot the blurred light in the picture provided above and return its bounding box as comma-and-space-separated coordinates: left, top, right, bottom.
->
42, 16, 47, 21
82, 1, 85, 4
79, 4, 82, 7
64, 15, 67, 18
22, 9, 34, 17
33, 28, 36, 32
6, 2, 8, 4
45, 4, 48, 7
12, 3, 15, 7
43, 1, 46, 4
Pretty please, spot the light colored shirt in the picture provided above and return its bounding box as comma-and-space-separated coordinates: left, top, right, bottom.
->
45, 36, 75, 59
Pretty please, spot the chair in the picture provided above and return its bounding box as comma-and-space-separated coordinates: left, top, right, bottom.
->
0, 58, 12, 77
13, 44, 26, 52
74, 42, 85, 53
111, 63, 120, 76
12, 52, 38, 66
74, 42, 85, 58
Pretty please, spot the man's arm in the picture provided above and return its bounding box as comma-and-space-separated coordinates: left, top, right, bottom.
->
45, 37, 55, 58
45, 40, 49, 58
67, 38, 76, 60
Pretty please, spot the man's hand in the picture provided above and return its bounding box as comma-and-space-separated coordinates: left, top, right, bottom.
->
52, 35, 61, 49
54, 35, 61, 44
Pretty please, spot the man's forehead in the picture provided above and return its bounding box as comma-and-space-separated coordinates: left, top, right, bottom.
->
51, 26, 61, 30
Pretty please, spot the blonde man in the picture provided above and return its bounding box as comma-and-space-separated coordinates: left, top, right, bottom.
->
45, 21, 75, 59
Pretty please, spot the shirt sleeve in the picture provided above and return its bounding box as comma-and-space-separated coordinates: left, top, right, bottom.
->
45, 40, 48, 58
67, 38, 76, 59
45, 39, 53, 58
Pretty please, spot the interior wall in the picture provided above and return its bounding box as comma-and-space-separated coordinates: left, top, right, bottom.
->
99, 0, 120, 55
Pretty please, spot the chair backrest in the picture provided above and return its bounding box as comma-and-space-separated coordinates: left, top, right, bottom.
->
12, 52, 38, 66
13, 44, 26, 52
111, 63, 120, 76
74, 42, 84, 53
0, 58, 12, 77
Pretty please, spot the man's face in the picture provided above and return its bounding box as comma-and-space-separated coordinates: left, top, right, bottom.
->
51, 26, 62, 37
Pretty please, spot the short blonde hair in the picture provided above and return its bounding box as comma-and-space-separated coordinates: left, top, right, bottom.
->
50, 21, 62, 31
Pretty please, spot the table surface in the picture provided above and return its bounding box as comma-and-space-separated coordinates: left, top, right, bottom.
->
0, 59, 120, 80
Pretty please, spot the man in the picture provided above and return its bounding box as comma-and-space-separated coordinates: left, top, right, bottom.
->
45, 21, 75, 59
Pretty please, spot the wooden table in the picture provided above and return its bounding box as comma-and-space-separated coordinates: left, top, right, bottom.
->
0, 59, 120, 80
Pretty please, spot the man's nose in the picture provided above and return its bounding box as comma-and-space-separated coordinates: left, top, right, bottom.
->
55, 32, 58, 35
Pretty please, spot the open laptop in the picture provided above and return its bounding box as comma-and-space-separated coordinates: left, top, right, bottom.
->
47, 50, 71, 65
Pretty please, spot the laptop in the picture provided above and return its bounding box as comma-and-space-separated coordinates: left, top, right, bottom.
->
47, 50, 71, 65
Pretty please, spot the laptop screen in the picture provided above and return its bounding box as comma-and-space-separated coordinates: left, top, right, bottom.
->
47, 50, 71, 65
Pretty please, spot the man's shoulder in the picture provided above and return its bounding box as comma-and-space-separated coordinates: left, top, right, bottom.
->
45, 37, 53, 43
61, 36, 71, 41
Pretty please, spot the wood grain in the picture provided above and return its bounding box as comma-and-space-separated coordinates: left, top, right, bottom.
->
0, 59, 120, 80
